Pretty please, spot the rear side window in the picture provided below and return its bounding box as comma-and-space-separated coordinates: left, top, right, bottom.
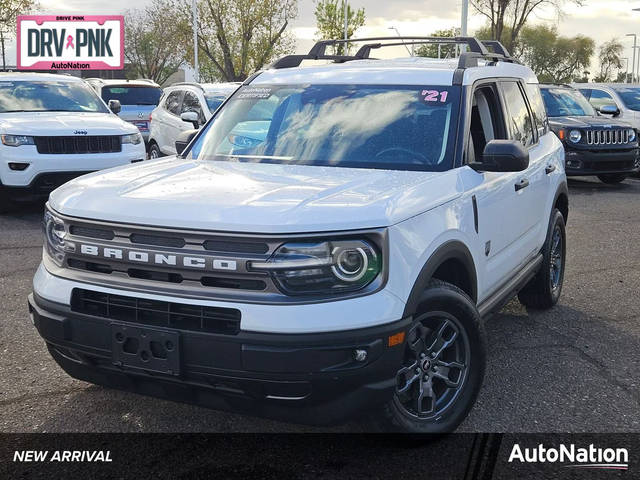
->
525, 84, 548, 137
501, 82, 535, 147
164, 91, 182, 116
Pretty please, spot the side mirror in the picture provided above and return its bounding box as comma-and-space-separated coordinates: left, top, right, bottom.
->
175, 129, 198, 156
598, 104, 620, 116
108, 99, 121, 114
180, 111, 200, 129
471, 140, 529, 172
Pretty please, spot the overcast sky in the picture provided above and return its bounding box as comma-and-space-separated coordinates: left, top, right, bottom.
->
6, 0, 640, 74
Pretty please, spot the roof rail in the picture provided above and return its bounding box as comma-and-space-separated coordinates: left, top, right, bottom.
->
480, 41, 511, 57
169, 81, 204, 90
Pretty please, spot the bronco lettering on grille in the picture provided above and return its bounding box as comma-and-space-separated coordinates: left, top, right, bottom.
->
78, 244, 238, 271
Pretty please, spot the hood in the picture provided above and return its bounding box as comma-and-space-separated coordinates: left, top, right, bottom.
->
118, 105, 156, 122
549, 115, 632, 129
0, 111, 137, 136
49, 159, 463, 233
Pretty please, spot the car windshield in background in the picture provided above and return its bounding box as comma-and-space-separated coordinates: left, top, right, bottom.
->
540, 87, 595, 117
0, 81, 108, 113
612, 87, 640, 111
189, 84, 460, 171
101, 86, 162, 106
205, 94, 228, 111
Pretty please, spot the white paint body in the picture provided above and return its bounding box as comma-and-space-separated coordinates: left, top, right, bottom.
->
35, 57, 566, 333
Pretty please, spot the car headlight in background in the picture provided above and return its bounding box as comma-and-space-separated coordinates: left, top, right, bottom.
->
1, 134, 35, 147
122, 132, 143, 145
228, 134, 262, 149
568, 130, 582, 143
43, 210, 74, 266
628, 129, 637, 142
250, 239, 381, 295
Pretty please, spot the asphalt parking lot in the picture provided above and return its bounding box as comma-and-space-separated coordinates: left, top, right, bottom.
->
1, 176, 639, 433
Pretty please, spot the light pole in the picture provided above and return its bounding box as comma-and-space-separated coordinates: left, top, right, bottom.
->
192, 0, 199, 82
388, 26, 413, 56
461, 0, 469, 36
627, 34, 637, 83
623, 57, 629, 83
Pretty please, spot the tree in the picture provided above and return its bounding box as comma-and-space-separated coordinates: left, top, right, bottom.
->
515, 25, 594, 83
0, 0, 38, 69
314, 0, 365, 55
470, 0, 582, 53
593, 39, 623, 83
184, 0, 298, 82
124, 0, 187, 85
415, 27, 460, 59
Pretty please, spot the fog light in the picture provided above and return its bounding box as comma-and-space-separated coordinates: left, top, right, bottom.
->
8, 162, 29, 171
353, 349, 367, 362
566, 159, 582, 169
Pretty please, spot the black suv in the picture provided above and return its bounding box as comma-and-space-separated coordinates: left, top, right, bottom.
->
540, 84, 639, 184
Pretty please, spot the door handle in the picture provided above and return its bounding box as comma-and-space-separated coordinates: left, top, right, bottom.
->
545, 165, 556, 174
515, 178, 530, 191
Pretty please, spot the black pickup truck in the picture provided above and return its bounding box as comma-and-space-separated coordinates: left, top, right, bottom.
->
540, 84, 639, 184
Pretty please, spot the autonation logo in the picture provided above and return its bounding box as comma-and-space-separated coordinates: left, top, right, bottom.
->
509, 443, 629, 470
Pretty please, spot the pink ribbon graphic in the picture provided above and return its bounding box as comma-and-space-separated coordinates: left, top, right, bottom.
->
66, 35, 74, 49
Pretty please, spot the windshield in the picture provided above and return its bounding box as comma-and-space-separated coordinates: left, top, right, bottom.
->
188, 84, 460, 171
0, 80, 108, 113
100, 86, 162, 106
540, 87, 595, 117
205, 94, 228, 112
612, 87, 640, 111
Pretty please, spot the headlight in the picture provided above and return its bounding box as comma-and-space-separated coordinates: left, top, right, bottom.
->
1, 134, 35, 147
568, 130, 582, 143
228, 134, 262, 149
628, 129, 636, 142
122, 132, 143, 145
43, 210, 74, 266
250, 240, 381, 295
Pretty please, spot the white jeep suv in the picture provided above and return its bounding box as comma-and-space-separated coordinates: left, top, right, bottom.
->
29, 38, 568, 432
0, 73, 146, 211
148, 82, 239, 158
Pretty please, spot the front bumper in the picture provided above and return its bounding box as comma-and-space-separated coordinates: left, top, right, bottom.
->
2, 171, 93, 201
28, 292, 410, 425
564, 147, 639, 176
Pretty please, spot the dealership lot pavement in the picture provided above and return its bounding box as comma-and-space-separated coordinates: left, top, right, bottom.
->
1, 176, 639, 432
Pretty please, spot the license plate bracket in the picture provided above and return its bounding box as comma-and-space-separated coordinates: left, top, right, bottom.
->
111, 324, 180, 376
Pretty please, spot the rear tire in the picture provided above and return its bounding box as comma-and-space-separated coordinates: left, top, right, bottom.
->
597, 173, 627, 184
370, 280, 486, 433
148, 142, 162, 159
518, 209, 566, 309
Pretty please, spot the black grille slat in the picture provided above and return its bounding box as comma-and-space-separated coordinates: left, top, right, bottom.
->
203, 240, 269, 254
130, 233, 186, 248
69, 225, 115, 240
34, 136, 122, 154
71, 289, 241, 335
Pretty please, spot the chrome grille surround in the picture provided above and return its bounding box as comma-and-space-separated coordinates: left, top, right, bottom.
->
585, 129, 629, 146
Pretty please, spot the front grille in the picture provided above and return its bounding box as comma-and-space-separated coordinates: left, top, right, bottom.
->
34, 136, 122, 154
585, 129, 629, 145
71, 289, 241, 335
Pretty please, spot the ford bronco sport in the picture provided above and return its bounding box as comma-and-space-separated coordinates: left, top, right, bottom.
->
29, 37, 569, 433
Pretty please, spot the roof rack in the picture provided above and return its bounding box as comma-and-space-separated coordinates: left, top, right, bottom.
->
170, 81, 204, 90
269, 36, 520, 70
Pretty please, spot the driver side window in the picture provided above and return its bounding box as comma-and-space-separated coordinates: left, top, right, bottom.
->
467, 85, 505, 164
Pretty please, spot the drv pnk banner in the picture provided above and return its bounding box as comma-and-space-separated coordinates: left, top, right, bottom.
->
17, 15, 124, 70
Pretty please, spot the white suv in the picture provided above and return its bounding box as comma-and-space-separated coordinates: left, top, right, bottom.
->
147, 82, 239, 158
85, 78, 163, 144
29, 38, 568, 432
0, 73, 146, 212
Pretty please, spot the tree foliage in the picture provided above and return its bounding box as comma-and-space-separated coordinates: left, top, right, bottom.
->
513, 25, 594, 83
470, 0, 582, 53
0, 0, 38, 69
124, 0, 186, 85
314, 0, 365, 55
593, 39, 623, 83
415, 27, 460, 59
184, 0, 298, 82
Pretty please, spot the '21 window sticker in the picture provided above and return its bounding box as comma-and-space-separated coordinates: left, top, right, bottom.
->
420, 89, 449, 104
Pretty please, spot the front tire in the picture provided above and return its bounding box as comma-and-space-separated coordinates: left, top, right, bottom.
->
371, 280, 486, 433
597, 173, 627, 184
518, 209, 566, 309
